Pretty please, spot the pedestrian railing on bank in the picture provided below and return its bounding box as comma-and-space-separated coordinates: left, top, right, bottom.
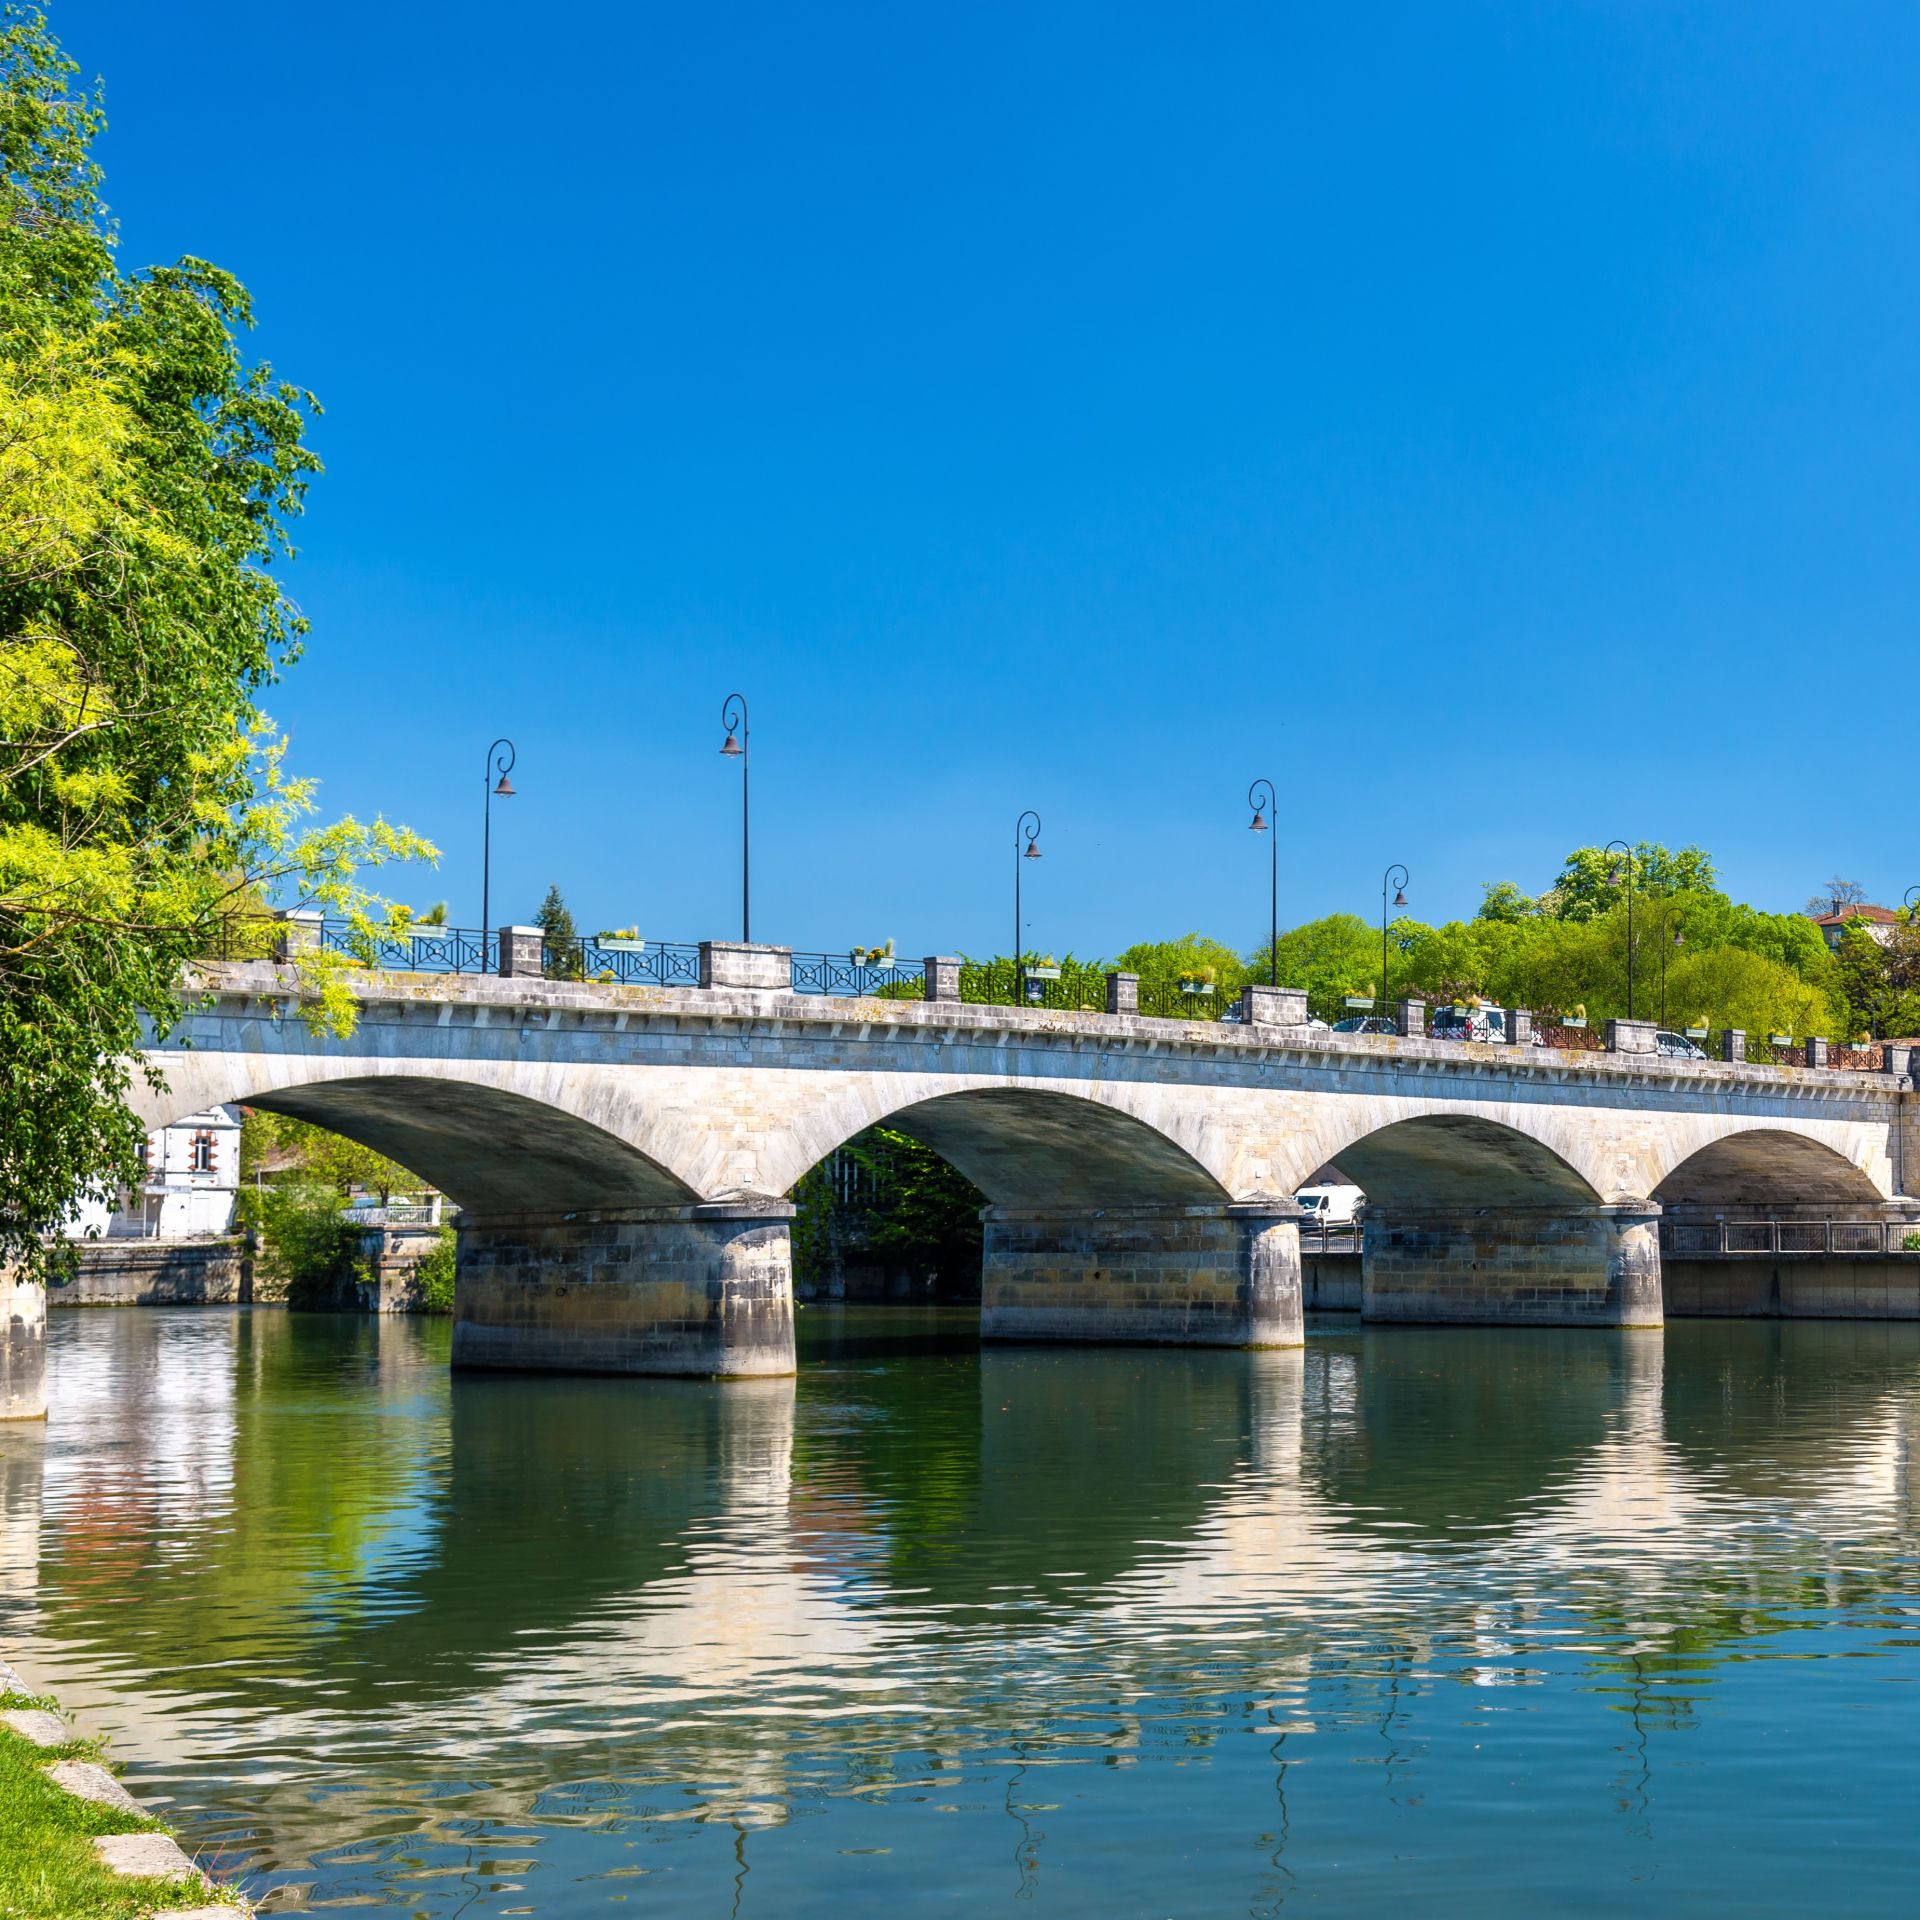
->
1298, 1220, 1361, 1255
1661, 1220, 1920, 1256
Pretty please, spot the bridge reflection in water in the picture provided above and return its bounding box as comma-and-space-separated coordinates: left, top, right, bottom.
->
6, 1307, 1920, 1915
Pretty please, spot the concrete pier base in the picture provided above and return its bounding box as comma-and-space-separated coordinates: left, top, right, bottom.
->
2, 1276, 46, 1420
1664, 1257, 1920, 1319
980, 1203, 1305, 1348
451, 1199, 796, 1377
1362, 1204, 1663, 1328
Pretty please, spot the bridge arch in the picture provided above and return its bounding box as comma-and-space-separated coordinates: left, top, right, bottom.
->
134, 1056, 706, 1211
764, 1083, 1234, 1209
1277, 1103, 1610, 1208
1652, 1127, 1887, 1212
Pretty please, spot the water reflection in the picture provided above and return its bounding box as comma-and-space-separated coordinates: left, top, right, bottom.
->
5, 1309, 1920, 1914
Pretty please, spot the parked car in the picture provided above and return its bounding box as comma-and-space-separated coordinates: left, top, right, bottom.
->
1332, 1015, 1399, 1035
1294, 1183, 1365, 1228
1655, 1029, 1708, 1061
1428, 1005, 1509, 1043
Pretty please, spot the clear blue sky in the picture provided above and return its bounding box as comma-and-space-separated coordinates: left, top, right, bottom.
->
71, 2, 1920, 954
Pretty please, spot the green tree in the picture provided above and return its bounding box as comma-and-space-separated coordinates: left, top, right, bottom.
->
535, 883, 581, 980
240, 1109, 424, 1205
1476, 880, 1541, 924
1264, 913, 1384, 1008
790, 1125, 984, 1291
0, 12, 431, 1280
237, 1170, 355, 1307
1117, 932, 1247, 1001
1548, 842, 1719, 921
1662, 944, 1836, 1044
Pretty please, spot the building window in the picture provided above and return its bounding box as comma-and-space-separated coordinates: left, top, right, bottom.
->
137, 1138, 150, 1173
190, 1131, 215, 1174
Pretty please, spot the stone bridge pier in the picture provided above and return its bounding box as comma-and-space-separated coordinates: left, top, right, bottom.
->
980, 1202, 1306, 1348
1360, 1205, 1664, 1327
451, 1200, 798, 1377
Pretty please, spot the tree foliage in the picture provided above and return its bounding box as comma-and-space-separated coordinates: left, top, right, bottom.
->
790, 1124, 984, 1292
239, 1109, 424, 1205
0, 12, 432, 1278
536, 882, 581, 980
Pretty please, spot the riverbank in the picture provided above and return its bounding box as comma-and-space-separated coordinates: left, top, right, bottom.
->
1, 1658, 244, 1919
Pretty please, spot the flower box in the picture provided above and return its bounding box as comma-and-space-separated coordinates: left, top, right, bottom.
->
597, 938, 646, 953
1026, 965, 1061, 981
1345, 996, 1375, 1010
1684, 1025, 1708, 1039
1561, 1016, 1587, 1029
1179, 980, 1212, 996
1769, 1034, 1794, 1048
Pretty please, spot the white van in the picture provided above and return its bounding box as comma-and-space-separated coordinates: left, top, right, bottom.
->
1294, 1184, 1365, 1228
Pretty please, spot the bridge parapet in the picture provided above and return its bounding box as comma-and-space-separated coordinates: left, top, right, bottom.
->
178, 959, 1915, 1100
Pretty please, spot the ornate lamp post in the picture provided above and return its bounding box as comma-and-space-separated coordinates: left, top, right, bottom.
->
718, 694, 750, 942
1381, 864, 1409, 1027
1905, 885, 1920, 922
1249, 779, 1278, 987
1661, 925, 1683, 1029
1014, 810, 1041, 1002
480, 738, 516, 935
1605, 840, 1636, 1018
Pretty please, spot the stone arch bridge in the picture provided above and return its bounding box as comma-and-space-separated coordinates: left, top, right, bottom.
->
143, 952, 1920, 1376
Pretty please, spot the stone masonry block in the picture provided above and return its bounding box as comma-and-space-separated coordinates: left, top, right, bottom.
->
699, 942, 793, 991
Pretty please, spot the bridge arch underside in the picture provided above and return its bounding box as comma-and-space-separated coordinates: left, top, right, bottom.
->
842, 1088, 1296, 1353
1653, 1129, 1887, 1215
1332, 1115, 1659, 1329
874, 1088, 1229, 1210
240, 1076, 697, 1213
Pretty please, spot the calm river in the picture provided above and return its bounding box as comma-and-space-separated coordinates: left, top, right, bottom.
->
5, 1307, 1920, 1915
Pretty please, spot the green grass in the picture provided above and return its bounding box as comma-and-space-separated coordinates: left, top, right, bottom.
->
0, 1690, 243, 1919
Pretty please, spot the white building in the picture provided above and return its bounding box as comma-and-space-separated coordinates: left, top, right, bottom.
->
64, 1104, 243, 1241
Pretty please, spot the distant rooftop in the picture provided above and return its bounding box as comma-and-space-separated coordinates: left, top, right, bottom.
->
1808, 905, 1905, 928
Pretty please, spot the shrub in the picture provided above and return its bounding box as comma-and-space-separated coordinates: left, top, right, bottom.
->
238, 1173, 356, 1307
413, 1228, 457, 1314
1904, 1232, 1920, 1253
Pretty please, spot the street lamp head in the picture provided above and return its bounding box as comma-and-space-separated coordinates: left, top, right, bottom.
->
719, 731, 742, 758
1023, 838, 1042, 860
1250, 808, 1267, 833
1393, 887, 1407, 908
493, 772, 515, 798
1673, 928, 1684, 947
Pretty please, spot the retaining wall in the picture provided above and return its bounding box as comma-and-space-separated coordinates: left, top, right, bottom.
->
49, 1240, 249, 1308
1664, 1257, 1920, 1319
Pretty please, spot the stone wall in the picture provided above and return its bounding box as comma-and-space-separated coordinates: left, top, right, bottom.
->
49, 1239, 249, 1308
1664, 1257, 1920, 1318
981, 1205, 1303, 1348
1362, 1206, 1663, 1327
1303, 1252, 1361, 1311
350, 1224, 446, 1314
451, 1202, 796, 1377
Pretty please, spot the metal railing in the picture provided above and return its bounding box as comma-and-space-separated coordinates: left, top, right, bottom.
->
1662, 1220, 1920, 1256
344, 1202, 441, 1229
959, 959, 1110, 1012
559, 940, 702, 987
791, 952, 926, 998
326, 922, 498, 973
1297, 1220, 1361, 1255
